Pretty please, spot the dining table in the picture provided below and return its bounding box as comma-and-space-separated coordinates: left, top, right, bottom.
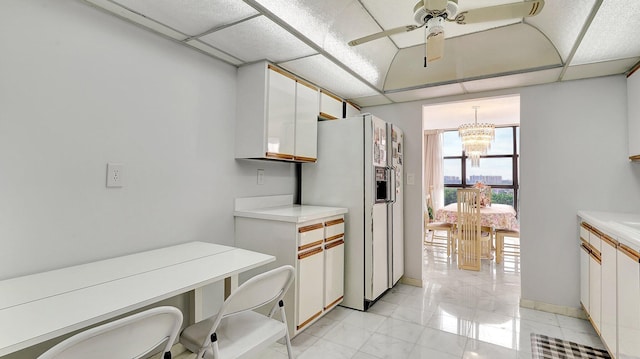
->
435, 203, 519, 231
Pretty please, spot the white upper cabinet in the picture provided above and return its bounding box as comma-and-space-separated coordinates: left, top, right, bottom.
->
236, 61, 318, 162
295, 81, 319, 161
319, 90, 343, 120
628, 67, 640, 160
345, 101, 361, 118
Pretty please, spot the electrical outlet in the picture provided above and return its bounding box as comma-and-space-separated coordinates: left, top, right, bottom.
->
106, 163, 124, 188
257, 169, 265, 185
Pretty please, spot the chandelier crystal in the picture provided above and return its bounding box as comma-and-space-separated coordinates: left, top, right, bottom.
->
458, 106, 495, 167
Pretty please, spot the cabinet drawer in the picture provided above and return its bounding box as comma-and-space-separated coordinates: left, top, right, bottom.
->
325, 217, 345, 242
298, 223, 324, 250
580, 223, 589, 242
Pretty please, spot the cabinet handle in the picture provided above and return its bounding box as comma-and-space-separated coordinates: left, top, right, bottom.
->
299, 223, 324, 233
325, 239, 345, 250
293, 155, 317, 162
581, 243, 591, 254
319, 112, 338, 120
266, 152, 294, 160
325, 234, 344, 243
298, 240, 324, 252
619, 243, 640, 262
298, 247, 323, 259
601, 234, 618, 248
268, 64, 297, 81
325, 218, 345, 227
297, 310, 322, 330
324, 296, 344, 310
588, 248, 602, 264
581, 222, 592, 230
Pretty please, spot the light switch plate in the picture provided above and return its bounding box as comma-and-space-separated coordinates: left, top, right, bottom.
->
406, 173, 415, 185
257, 169, 265, 185
106, 163, 124, 188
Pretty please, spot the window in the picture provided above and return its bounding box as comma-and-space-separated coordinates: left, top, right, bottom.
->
443, 126, 519, 210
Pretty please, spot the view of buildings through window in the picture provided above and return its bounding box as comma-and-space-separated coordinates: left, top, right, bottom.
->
443, 126, 520, 209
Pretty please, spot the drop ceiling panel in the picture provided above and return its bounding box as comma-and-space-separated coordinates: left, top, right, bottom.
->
251, 0, 348, 47
111, 0, 258, 37
385, 23, 561, 91
351, 95, 393, 108
385, 84, 465, 103
527, 0, 595, 62
462, 68, 562, 92
279, 55, 380, 99
199, 16, 317, 63
563, 58, 640, 81
572, 0, 640, 65
323, 1, 397, 90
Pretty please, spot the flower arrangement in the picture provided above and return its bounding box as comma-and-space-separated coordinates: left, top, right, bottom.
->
474, 181, 491, 208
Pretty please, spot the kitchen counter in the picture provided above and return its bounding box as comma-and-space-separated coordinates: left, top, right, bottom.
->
578, 210, 640, 248
234, 204, 348, 223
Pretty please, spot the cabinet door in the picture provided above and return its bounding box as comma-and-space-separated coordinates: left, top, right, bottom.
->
319, 91, 343, 120
267, 68, 296, 159
579, 223, 590, 311
618, 243, 640, 358
600, 234, 617, 356
628, 70, 640, 159
294, 81, 318, 162
296, 246, 324, 332
345, 101, 361, 118
589, 231, 602, 333
324, 238, 344, 310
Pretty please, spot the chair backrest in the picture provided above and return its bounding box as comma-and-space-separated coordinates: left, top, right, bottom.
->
38, 306, 183, 359
201, 265, 295, 345
457, 188, 482, 270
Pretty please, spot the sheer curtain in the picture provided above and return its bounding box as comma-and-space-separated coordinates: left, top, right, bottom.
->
424, 130, 444, 213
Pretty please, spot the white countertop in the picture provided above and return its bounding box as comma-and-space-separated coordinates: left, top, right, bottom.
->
578, 210, 640, 248
234, 204, 348, 223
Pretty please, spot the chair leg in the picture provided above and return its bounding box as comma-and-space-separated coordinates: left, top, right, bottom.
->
279, 302, 294, 359
496, 233, 503, 264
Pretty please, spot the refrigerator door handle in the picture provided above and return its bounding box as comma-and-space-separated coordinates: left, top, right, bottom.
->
388, 167, 396, 203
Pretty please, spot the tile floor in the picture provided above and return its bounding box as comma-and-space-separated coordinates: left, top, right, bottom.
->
257, 236, 605, 359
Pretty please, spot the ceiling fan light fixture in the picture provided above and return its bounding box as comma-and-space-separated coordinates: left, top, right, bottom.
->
458, 106, 495, 167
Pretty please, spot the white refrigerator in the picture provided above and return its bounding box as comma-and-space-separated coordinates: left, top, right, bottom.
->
302, 114, 404, 311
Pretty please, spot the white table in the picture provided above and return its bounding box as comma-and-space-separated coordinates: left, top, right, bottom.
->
0, 241, 274, 356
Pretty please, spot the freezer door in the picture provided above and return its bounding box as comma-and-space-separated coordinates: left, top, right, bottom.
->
388, 124, 404, 286
365, 203, 389, 301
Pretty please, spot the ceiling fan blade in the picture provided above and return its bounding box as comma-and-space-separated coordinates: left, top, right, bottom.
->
424, 0, 448, 10
426, 31, 444, 63
348, 25, 420, 46
452, 0, 544, 25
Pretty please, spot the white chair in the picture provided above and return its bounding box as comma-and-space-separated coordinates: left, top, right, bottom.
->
179, 265, 295, 359
37, 306, 183, 359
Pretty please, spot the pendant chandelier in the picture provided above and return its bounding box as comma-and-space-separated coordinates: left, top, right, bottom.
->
458, 106, 495, 167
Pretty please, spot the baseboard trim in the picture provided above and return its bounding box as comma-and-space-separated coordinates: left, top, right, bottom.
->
519, 298, 587, 319
399, 276, 422, 287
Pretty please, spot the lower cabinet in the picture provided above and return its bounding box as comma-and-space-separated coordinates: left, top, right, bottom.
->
580, 219, 640, 359
296, 245, 324, 330
235, 214, 345, 337
618, 242, 640, 359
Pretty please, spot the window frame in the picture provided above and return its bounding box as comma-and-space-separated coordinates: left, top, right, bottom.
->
443, 126, 519, 212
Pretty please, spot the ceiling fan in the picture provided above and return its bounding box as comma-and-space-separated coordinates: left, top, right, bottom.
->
348, 0, 545, 66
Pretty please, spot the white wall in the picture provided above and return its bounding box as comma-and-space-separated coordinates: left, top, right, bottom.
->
0, 0, 295, 294
365, 75, 640, 309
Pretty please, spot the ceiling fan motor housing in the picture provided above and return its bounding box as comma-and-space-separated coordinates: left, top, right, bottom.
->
414, 0, 459, 24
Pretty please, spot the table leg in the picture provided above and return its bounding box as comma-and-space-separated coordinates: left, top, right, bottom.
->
189, 287, 204, 323
224, 275, 238, 299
